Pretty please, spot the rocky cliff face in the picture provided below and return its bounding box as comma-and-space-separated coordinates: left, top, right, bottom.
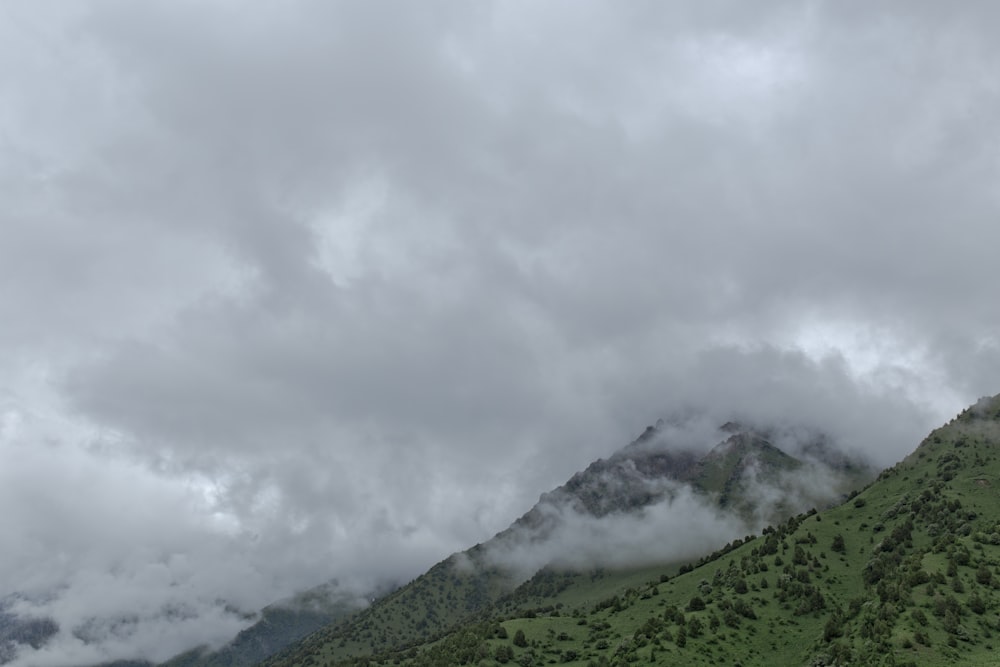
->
506, 419, 872, 540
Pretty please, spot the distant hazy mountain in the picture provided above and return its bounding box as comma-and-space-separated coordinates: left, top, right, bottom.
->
156, 582, 372, 667
0, 580, 369, 667
0, 599, 59, 664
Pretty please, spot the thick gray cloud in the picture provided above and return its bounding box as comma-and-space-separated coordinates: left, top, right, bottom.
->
2, 1, 999, 664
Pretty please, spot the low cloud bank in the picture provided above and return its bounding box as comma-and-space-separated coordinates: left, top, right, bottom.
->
485, 485, 747, 581
0, 410, 390, 667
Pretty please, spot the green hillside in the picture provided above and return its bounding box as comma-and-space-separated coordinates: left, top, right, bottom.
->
264, 394, 1000, 666
255, 425, 833, 666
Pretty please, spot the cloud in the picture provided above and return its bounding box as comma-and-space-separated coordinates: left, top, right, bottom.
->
1, 0, 999, 664
484, 486, 748, 580
0, 414, 252, 665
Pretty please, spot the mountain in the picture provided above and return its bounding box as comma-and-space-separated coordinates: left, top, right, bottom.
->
257, 419, 874, 666
0, 600, 58, 664
264, 394, 1000, 666
537, 422, 867, 525
157, 583, 369, 667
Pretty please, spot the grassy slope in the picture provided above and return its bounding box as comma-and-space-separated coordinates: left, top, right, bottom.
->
255, 549, 519, 667
273, 394, 1000, 667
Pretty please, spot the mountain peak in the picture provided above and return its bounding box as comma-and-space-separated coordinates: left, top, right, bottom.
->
719, 420, 746, 434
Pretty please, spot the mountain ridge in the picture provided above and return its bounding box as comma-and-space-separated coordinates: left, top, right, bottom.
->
255, 418, 874, 666
267, 393, 1000, 666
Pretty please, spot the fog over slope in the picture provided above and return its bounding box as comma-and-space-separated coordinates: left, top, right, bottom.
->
2, 1, 999, 665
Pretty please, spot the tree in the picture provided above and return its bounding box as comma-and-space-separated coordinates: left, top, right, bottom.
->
708, 613, 720, 632
831, 534, 846, 554
513, 629, 528, 647
823, 613, 843, 642
494, 644, 513, 663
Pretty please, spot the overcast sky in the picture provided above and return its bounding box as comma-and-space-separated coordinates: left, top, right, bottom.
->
2, 1, 999, 664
